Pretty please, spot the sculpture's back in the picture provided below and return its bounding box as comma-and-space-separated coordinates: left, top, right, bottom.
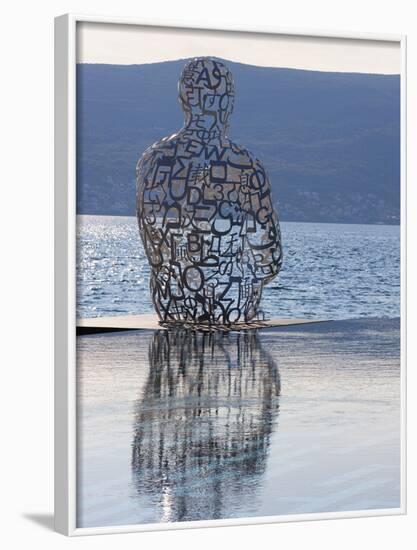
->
136, 57, 283, 327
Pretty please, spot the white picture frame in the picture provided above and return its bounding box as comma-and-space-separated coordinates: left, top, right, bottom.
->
54, 13, 407, 536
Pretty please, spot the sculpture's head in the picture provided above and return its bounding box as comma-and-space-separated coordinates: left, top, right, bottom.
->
179, 57, 235, 134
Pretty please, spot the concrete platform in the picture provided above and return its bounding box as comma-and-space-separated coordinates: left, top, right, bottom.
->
77, 314, 323, 334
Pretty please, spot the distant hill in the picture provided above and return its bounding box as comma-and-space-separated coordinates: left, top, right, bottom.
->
76, 59, 400, 224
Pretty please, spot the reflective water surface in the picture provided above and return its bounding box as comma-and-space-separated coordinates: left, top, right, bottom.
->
77, 319, 400, 528
132, 330, 280, 522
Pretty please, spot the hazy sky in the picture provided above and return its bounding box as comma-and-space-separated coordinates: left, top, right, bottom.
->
76, 22, 400, 74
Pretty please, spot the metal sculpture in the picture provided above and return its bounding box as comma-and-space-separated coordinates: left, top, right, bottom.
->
132, 329, 280, 521
136, 57, 283, 327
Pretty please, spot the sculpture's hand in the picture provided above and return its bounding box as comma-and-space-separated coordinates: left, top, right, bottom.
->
239, 159, 283, 284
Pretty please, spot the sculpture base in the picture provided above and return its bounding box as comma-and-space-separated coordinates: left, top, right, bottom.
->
77, 314, 324, 334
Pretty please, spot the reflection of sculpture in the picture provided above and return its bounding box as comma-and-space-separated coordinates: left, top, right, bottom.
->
136, 57, 283, 327
131, 329, 280, 522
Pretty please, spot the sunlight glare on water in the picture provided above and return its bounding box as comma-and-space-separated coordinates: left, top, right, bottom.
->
76, 215, 400, 320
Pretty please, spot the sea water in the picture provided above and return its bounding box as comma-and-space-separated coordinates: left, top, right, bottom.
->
76, 215, 400, 320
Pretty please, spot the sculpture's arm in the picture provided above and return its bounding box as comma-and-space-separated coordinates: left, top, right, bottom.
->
135, 148, 171, 269
239, 159, 283, 284
136, 141, 186, 271
135, 147, 155, 221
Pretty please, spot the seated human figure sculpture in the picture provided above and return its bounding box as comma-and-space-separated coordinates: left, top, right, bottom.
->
136, 57, 283, 326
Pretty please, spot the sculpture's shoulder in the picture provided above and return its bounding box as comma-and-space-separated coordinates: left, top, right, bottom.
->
136, 133, 181, 179
225, 139, 269, 178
